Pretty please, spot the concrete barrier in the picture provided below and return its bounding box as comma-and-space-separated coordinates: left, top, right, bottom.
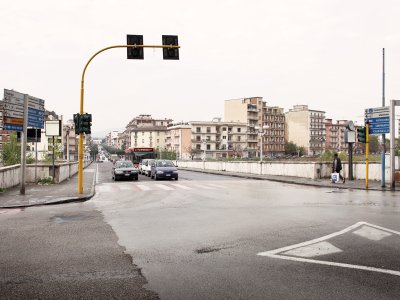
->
0, 161, 92, 189
178, 160, 386, 181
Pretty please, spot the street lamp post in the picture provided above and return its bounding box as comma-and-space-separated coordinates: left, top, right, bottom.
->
255, 125, 269, 161
201, 139, 206, 161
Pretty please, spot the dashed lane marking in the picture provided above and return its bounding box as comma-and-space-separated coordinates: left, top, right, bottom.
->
258, 222, 400, 277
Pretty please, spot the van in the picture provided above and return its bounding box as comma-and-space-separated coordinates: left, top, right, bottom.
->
141, 159, 154, 177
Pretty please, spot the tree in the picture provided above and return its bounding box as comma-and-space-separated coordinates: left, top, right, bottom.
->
369, 135, 379, 154
1, 132, 21, 166
285, 141, 305, 156
185, 146, 202, 160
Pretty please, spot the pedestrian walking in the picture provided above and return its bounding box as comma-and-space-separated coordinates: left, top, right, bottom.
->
332, 153, 345, 183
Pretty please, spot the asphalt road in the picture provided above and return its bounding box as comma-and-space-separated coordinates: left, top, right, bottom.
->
1, 162, 399, 299
93, 162, 400, 299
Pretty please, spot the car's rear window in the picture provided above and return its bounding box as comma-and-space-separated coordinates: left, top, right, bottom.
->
116, 161, 133, 168
156, 160, 175, 167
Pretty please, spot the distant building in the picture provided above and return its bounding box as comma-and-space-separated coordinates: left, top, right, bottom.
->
224, 97, 285, 158
165, 122, 192, 159
123, 114, 173, 151
285, 105, 326, 155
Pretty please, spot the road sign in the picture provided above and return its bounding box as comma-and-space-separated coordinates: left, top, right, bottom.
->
27, 107, 44, 128
4, 117, 23, 125
4, 124, 23, 131
364, 106, 390, 135
364, 106, 389, 118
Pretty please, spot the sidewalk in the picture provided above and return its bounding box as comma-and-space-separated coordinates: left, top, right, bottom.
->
181, 168, 395, 192
0, 163, 96, 208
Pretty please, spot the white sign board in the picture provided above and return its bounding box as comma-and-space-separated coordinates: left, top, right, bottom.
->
364, 106, 390, 118
45, 120, 61, 136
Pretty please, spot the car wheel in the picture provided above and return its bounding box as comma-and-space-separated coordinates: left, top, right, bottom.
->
151, 173, 154, 179
175, 176, 178, 181
135, 176, 138, 181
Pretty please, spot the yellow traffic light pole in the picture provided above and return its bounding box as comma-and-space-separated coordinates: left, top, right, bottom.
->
78, 44, 180, 193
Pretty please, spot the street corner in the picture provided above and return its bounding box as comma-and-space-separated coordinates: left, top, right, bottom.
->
257, 222, 400, 277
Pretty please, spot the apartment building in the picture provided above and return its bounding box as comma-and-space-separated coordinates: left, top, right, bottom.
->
285, 105, 326, 155
165, 123, 192, 159
325, 119, 352, 152
63, 119, 78, 161
188, 119, 248, 159
224, 97, 285, 158
124, 114, 173, 151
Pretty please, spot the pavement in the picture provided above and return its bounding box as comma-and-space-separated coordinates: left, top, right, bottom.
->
0, 163, 396, 209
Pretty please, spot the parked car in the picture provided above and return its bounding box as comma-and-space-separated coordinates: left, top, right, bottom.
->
112, 160, 139, 181
150, 159, 178, 180
141, 159, 155, 177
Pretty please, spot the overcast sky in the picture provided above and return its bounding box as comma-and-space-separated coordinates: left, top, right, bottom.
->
1, 0, 399, 137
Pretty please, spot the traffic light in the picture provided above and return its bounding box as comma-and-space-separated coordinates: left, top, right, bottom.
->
80, 113, 92, 135
73, 113, 80, 134
357, 126, 366, 144
162, 35, 179, 60
127, 35, 144, 59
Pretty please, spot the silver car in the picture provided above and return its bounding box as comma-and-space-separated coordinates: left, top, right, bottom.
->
112, 160, 139, 181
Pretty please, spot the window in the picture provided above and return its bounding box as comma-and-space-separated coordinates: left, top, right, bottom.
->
237, 136, 241, 141
196, 136, 201, 141
142, 139, 144, 143
207, 127, 211, 133
237, 128, 241, 133
206, 136, 211, 141
196, 144, 201, 150
157, 139, 159, 143
222, 127, 226, 131
223, 136, 226, 139
196, 127, 201, 133
207, 144, 211, 150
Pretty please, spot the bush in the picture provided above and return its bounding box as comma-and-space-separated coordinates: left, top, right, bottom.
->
37, 177, 54, 185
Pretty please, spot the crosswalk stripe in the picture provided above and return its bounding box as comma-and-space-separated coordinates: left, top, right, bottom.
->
97, 185, 112, 193
136, 184, 151, 191
192, 184, 216, 190
205, 183, 225, 189
170, 183, 193, 190
118, 184, 131, 191
155, 184, 174, 191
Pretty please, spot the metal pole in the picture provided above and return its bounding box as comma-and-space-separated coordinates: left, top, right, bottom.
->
381, 48, 386, 187
366, 123, 369, 190
34, 129, 38, 183
260, 132, 263, 162
52, 136, 55, 181
19, 94, 28, 195
77, 44, 180, 194
348, 143, 353, 180
390, 100, 396, 189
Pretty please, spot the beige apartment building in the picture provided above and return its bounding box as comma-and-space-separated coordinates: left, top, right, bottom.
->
224, 97, 285, 158
285, 105, 326, 155
123, 114, 172, 151
165, 123, 192, 159
188, 119, 248, 159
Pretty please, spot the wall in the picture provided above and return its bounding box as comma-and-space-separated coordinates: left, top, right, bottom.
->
178, 160, 386, 181
0, 160, 91, 189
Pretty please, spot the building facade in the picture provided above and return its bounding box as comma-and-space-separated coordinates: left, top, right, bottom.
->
285, 105, 326, 155
224, 97, 285, 158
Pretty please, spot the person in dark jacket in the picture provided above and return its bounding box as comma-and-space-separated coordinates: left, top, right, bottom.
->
332, 153, 345, 183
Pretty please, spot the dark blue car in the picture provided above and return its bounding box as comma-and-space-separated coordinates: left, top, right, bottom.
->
150, 160, 178, 180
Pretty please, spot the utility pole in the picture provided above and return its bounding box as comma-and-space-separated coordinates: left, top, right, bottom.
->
381, 48, 386, 187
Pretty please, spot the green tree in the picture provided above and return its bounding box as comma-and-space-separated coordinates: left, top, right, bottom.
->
1, 132, 21, 166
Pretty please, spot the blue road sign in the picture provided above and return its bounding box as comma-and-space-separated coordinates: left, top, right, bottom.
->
365, 116, 390, 135
28, 107, 44, 128
4, 124, 23, 131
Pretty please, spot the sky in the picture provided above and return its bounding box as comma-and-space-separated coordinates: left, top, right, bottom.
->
1, 0, 400, 137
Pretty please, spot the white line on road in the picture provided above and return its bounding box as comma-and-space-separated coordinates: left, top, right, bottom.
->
155, 184, 174, 191
258, 221, 400, 277
191, 184, 216, 190
136, 184, 151, 191
170, 184, 193, 190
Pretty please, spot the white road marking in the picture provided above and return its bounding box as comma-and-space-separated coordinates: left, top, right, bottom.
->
97, 185, 112, 193
155, 184, 174, 191
353, 225, 392, 241
0, 208, 23, 215
170, 184, 193, 190
206, 183, 225, 189
258, 222, 400, 277
118, 184, 132, 191
192, 184, 216, 190
281, 241, 342, 258
136, 184, 151, 191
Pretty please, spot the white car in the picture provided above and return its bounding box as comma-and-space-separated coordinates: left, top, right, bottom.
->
141, 159, 154, 176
